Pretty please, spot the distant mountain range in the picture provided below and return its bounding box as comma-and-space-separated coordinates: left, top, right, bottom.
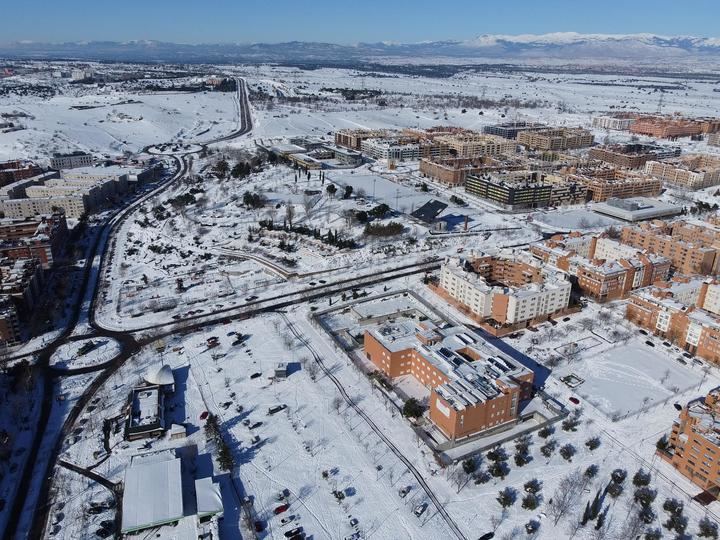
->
2, 33, 720, 66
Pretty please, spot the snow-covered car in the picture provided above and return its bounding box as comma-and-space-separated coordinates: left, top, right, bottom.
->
413, 502, 427, 517
398, 486, 410, 498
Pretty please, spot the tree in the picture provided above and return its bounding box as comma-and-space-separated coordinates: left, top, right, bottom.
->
633, 468, 652, 487
326, 184, 337, 198
402, 398, 425, 419
656, 435, 669, 452
698, 516, 719, 539
559, 444, 577, 462
497, 487, 517, 508
538, 425, 554, 439
462, 458, 477, 476
540, 439, 557, 459
489, 461, 510, 479
231, 163, 244, 178
522, 493, 539, 510
585, 437, 601, 451
525, 519, 540, 535
548, 469, 583, 525
331, 396, 342, 414
605, 482, 623, 499
644, 528, 662, 540
354, 210, 368, 223
343, 185, 354, 199
634, 487, 657, 508
285, 203, 295, 227
215, 159, 230, 178
611, 468, 627, 484
524, 479, 542, 494
584, 464, 599, 481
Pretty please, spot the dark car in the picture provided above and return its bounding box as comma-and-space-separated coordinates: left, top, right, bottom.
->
95, 529, 111, 539
254, 520, 265, 532
674, 403, 683, 411
478, 533, 495, 540
676, 357, 688, 365
274, 504, 289, 514
250, 372, 262, 379
569, 396, 580, 405
645, 340, 655, 347
285, 527, 303, 538
249, 422, 263, 430
638, 329, 648, 335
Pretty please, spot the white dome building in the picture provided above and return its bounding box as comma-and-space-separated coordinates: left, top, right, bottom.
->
144, 364, 175, 390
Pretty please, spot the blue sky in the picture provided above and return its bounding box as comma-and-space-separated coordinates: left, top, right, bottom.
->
4, 0, 719, 44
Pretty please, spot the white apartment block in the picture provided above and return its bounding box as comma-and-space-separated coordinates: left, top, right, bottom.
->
440, 262, 493, 319
434, 134, 516, 158
505, 285, 572, 325
592, 237, 640, 261
645, 158, 720, 190
703, 283, 720, 316
360, 139, 420, 162
1, 196, 87, 219
591, 115, 635, 131
50, 152, 93, 170
439, 257, 571, 326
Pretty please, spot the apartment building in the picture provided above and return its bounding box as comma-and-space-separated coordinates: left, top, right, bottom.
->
709, 133, 720, 148
591, 114, 637, 131
433, 133, 516, 158
570, 168, 663, 202
0, 257, 44, 316
360, 138, 420, 162
630, 116, 720, 139
588, 143, 680, 169
620, 222, 718, 275
482, 121, 547, 140
645, 155, 720, 190
627, 279, 720, 366
437, 254, 571, 332
49, 151, 93, 170
364, 320, 533, 441
530, 233, 671, 302
661, 387, 720, 496
517, 128, 594, 151
0, 213, 68, 268
670, 220, 720, 252
334, 129, 394, 150
0, 160, 42, 186
465, 171, 586, 209
0, 299, 21, 346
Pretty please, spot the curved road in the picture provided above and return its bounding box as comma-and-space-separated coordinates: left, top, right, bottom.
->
8, 78, 253, 540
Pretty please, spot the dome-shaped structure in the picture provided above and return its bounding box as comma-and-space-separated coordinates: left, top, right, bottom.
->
144, 364, 174, 386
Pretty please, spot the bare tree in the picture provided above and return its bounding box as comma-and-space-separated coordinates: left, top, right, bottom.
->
548, 469, 584, 526
331, 396, 343, 414
285, 201, 295, 227
306, 361, 319, 381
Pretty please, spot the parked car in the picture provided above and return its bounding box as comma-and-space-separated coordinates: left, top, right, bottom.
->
478, 533, 495, 540
349, 517, 358, 527
280, 515, 295, 525
268, 404, 288, 415
676, 357, 688, 365
250, 372, 262, 379
249, 421, 263, 430
645, 340, 655, 347
284, 527, 303, 538
414, 502, 428, 517
274, 504, 289, 515
398, 486, 410, 498
569, 396, 580, 405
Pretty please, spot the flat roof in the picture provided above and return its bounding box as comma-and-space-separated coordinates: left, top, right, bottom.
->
122, 456, 184, 533
591, 198, 681, 222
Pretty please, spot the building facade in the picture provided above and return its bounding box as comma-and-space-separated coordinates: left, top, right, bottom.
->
363, 320, 533, 441
49, 152, 94, 170
517, 128, 594, 151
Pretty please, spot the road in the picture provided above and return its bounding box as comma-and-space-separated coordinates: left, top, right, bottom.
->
8, 78, 255, 540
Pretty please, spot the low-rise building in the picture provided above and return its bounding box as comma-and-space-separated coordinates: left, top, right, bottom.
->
660, 387, 720, 496
436, 253, 572, 332
517, 128, 594, 151
709, 133, 720, 147
433, 133, 516, 158
49, 151, 93, 170
645, 155, 720, 190
588, 143, 680, 169
591, 197, 682, 222
630, 116, 720, 139
363, 320, 533, 441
